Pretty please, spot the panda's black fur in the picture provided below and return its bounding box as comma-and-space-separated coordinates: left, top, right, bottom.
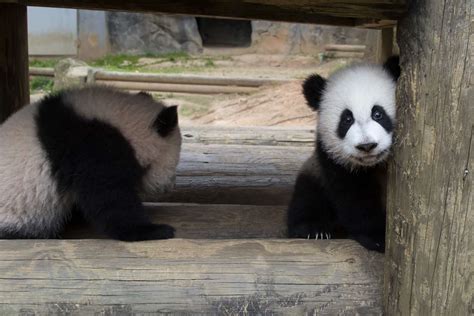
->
0, 86, 181, 241
287, 56, 400, 252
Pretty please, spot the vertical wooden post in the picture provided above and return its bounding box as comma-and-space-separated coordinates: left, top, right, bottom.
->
364, 27, 394, 63
0, 3, 29, 123
376, 27, 394, 63
385, 0, 473, 315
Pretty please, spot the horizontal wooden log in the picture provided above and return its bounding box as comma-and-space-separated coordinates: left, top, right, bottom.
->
93, 70, 291, 87
64, 203, 287, 239
323, 52, 365, 59
181, 126, 315, 147
2, 0, 407, 27
0, 239, 384, 314
29, 67, 54, 77
157, 143, 312, 205
324, 44, 366, 52
96, 80, 258, 94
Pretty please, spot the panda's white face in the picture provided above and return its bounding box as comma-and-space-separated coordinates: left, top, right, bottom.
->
317, 65, 396, 168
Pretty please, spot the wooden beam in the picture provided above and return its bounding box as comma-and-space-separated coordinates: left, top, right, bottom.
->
0, 3, 29, 123
385, 0, 473, 314
375, 27, 394, 63
5, 0, 406, 27
95, 80, 258, 94
157, 143, 312, 205
63, 203, 287, 239
181, 126, 315, 147
93, 71, 292, 87
0, 239, 384, 314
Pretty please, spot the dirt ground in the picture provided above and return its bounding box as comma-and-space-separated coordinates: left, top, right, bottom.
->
149, 55, 354, 127
30, 55, 359, 127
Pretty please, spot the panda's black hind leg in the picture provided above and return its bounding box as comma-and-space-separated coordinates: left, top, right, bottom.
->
287, 173, 337, 239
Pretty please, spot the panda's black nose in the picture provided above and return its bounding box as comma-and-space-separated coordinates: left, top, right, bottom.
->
356, 142, 378, 152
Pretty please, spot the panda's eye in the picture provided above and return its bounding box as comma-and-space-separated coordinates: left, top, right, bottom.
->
343, 113, 353, 125
372, 109, 383, 120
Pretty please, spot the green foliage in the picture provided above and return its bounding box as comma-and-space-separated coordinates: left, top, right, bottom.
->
145, 51, 191, 61
204, 59, 215, 67
29, 59, 59, 68
88, 52, 219, 73
90, 54, 142, 71
30, 77, 54, 93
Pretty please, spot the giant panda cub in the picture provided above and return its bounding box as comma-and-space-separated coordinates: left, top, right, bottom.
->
287, 56, 400, 252
0, 86, 181, 241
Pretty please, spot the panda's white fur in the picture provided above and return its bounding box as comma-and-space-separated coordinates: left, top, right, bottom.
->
0, 104, 70, 237
318, 65, 396, 168
0, 86, 181, 240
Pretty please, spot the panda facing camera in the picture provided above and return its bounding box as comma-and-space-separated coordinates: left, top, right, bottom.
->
287, 56, 400, 252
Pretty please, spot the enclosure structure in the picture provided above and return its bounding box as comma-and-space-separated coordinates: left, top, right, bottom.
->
0, 1, 472, 315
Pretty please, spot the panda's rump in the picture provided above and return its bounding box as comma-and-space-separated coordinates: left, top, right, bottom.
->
0, 104, 72, 238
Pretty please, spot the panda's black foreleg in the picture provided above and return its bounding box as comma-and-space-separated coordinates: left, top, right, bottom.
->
287, 173, 337, 239
75, 183, 175, 241
59, 119, 175, 241
335, 206, 386, 253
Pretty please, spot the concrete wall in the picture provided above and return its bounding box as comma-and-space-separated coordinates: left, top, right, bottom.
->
28, 7, 78, 56
77, 10, 110, 60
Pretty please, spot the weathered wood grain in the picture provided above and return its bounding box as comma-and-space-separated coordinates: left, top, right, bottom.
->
96, 80, 258, 95
157, 143, 312, 205
29, 67, 54, 77
93, 71, 292, 87
385, 0, 473, 314
181, 126, 315, 147
0, 239, 384, 315
0, 3, 29, 123
63, 203, 287, 239
2, 0, 406, 27
376, 27, 394, 63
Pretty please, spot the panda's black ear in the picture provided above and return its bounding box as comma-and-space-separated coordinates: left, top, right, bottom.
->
154, 105, 178, 137
383, 55, 401, 81
302, 74, 326, 111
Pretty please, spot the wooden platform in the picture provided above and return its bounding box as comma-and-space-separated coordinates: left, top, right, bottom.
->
0, 126, 384, 314
3, 0, 406, 27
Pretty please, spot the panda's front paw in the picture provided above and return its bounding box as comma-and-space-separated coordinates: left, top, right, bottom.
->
288, 222, 332, 240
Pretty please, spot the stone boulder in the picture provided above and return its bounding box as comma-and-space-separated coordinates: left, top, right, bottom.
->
251, 21, 370, 55
107, 12, 203, 54
54, 58, 90, 90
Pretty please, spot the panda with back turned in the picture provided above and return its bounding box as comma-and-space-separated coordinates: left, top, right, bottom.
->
287, 56, 400, 252
0, 86, 181, 241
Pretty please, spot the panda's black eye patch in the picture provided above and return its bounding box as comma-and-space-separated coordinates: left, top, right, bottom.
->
337, 109, 354, 139
372, 105, 393, 132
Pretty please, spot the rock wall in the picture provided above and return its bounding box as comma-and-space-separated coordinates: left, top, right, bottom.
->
107, 13, 370, 55
251, 21, 369, 54
107, 12, 203, 54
